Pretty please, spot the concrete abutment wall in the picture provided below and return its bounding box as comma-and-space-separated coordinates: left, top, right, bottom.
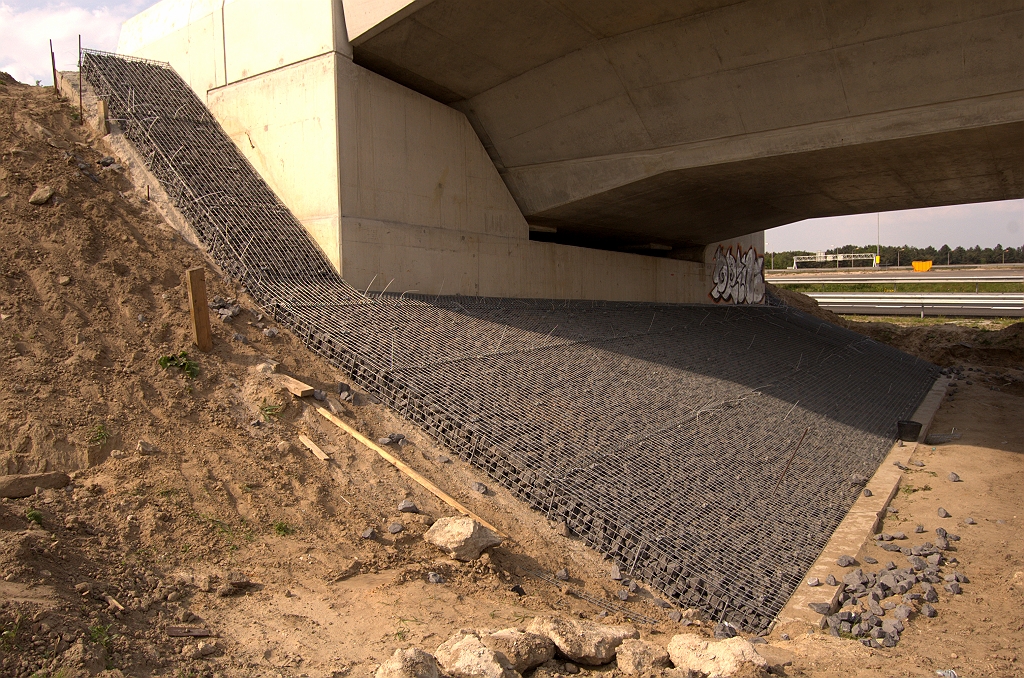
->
117, 0, 762, 303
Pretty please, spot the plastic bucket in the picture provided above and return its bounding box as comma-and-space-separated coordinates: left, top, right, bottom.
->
897, 420, 922, 442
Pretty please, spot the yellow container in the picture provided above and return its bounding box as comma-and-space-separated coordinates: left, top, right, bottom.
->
912, 260, 933, 272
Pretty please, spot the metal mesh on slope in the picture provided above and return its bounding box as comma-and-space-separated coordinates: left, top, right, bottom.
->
82, 50, 940, 633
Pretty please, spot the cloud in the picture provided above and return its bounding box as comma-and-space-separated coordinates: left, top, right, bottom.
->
0, 2, 153, 85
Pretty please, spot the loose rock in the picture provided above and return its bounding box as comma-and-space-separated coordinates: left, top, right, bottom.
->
423, 517, 502, 561
610, 639, 667, 675
0, 471, 71, 499
376, 647, 440, 678
666, 634, 768, 678
481, 628, 555, 673
836, 555, 855, 567
398, 499, 418, 513
471, 481, 488, 494
713, 623, 737, 639
526, 616, 638, 665
938, 507, 951, 518
388, 522, 404, 534
435, 632, 517, 678
29, 186, 55, 205
948, 472, 961, 482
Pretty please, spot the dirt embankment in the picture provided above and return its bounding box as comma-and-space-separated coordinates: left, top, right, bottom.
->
1, 75, 1021, 678
768, 283, 1024, 367
0, 76, 701, 678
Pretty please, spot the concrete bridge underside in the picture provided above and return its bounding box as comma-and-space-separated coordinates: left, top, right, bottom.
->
352, 0, 1024, 257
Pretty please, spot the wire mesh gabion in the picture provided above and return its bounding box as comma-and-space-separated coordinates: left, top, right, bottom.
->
82, 50, 940, 633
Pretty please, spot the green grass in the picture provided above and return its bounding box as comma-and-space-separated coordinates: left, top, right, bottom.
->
88, 423, 111, 445
25, 508, 42, 525
88, 623, 111, 649
1, 614, 21, 650
158, 350, 199, 379
843, 315, 1021, 330
259, 398, 284, 422
273, 521, 294, 536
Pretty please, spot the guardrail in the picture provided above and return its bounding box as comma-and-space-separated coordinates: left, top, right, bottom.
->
768, 275, 1024, 284
806, 292, 1024, 317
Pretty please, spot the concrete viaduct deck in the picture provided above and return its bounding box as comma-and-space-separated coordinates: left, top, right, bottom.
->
350, 0, 1024, 258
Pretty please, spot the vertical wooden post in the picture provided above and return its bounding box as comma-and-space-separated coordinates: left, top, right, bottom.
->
50, 40, 59, 98
96, 98, 109, 134
186, 268, 214, 352
78, 35, 83, 125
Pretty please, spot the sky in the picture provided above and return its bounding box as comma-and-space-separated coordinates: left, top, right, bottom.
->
767, 200, 1024, 253
2, 1, 1022, 253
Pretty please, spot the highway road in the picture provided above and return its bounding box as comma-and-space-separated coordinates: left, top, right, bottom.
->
767, 267, 1024, 284
805, 292, 1024, 317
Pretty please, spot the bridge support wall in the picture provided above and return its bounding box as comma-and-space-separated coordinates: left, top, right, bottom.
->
117, 0, 763, 303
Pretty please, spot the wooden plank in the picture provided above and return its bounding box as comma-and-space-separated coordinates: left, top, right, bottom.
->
275, 375, 314, 398
185, 268, 213, 353
165, 627, 211, 638
315, 407, 503, 536
298, 434, 330, 462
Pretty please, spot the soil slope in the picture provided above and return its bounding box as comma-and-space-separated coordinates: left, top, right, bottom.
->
1, 77, 1021, 678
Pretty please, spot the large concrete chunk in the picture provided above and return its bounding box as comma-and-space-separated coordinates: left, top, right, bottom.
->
423, 517, 502, 561
434, 632, 519, 678
376, 648, 440, 678
481, 628, 555, 673
525, 617, 638, 666
615, 638, 670, 675
666, 634, 768, 678
0, 472, 70, 499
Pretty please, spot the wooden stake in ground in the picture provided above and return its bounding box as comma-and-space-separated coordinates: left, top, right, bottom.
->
49, 40, 59, 98
96, 98, 109, 135
185, 268, 213, 352
78, 35, 83, 124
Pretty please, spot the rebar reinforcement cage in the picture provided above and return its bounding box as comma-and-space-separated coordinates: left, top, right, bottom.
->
82, 50, 939, 633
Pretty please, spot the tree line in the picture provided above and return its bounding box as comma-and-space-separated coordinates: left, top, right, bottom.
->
766, 244, 1024, 269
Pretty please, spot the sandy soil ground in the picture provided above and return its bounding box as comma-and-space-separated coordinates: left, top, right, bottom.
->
1, 77, 1022, 678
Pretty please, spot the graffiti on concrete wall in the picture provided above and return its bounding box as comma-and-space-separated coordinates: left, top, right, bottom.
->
710, 245, 766, 304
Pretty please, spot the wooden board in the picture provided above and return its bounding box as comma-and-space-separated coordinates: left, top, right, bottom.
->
298, 434, 330, 461
315, 407, 503, 536
165, 627, 212, 638
275, 375, 314, 398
